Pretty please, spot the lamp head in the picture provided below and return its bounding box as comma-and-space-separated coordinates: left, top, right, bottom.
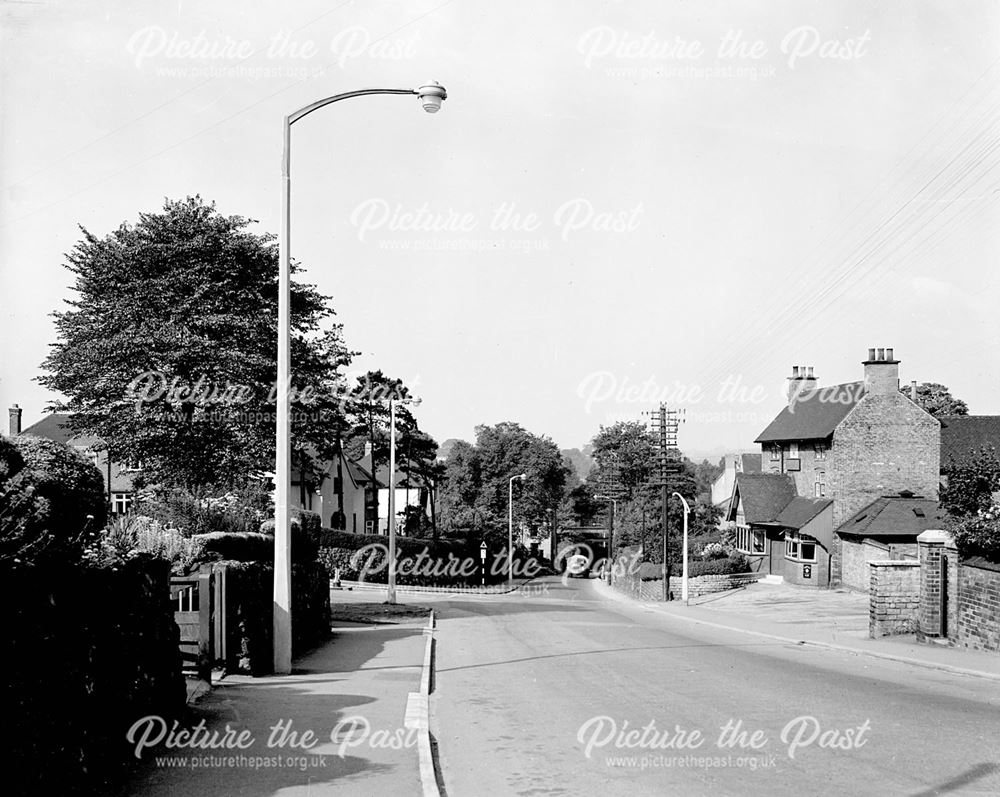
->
519, 473, 527, 480
417, 81, 447, 113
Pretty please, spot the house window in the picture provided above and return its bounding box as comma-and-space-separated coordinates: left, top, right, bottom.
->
814, 443, 827, 460
365, 519, 375, 534
787, 442, 799, 458
122, 459, 143, 473
814, 472, 826, 498
735, 526, 766, 555
785, 532, 817, 562
770, 446, 780, 461
112, 492, 134, 515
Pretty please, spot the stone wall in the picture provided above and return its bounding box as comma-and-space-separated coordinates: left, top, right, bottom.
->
610, 570, 764, 601
869, 561, 920, 637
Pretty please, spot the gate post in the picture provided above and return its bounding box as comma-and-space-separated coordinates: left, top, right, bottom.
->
917, 529, 952, 639
197, 566, 214, 682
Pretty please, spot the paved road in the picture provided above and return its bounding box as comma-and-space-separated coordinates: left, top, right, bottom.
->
421, 575, 1000, 797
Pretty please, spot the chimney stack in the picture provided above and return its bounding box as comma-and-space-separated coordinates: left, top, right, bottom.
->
863, 347, 900, 397
910, 380, 918, 401
8, 405, 22, 436
787, 364, 819, 404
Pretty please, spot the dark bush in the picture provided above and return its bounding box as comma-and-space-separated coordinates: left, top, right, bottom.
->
221, 560, 331, 675
4, 556, 185, 795
1, 435, 107, 564
194, 527, 317, 565
680, 553, 751, 577
134, 485, 266, 537
315, 528, 483, 586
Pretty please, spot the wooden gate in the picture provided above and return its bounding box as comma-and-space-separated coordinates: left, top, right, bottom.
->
171, 566, 227, 682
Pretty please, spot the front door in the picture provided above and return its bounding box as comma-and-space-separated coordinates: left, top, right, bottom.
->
768, 532, 784, 577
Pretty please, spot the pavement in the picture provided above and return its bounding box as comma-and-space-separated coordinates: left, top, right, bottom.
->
117, 607, 433, 796
595, 578, 1000, 680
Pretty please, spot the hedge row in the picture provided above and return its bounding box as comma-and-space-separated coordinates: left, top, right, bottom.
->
315, 529, 509, 586
4, 557, 185, 795
219, 560, 332, 676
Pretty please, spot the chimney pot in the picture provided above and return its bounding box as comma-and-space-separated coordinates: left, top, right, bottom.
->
791, 366, 800, 378
886, 347, 894, 361
877, 348, 885, 361
910, 380, 918, 400
806, 366, 814, 378
867, 348, 876, 361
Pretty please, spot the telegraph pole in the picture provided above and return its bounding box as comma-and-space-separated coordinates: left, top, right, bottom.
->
645, 404, 684, 601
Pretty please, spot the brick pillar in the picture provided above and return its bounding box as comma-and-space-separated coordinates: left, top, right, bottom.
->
942, 535, 959, 642
917, 529, 952, 638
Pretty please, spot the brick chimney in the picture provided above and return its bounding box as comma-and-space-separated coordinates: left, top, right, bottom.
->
863, 347, 900, 396
363, 441, 374, 475
787, 365, 818, 404
8, 404, 22, 436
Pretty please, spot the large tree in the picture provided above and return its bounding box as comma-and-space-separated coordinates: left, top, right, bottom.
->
39, 196, 353, 489
438, 422, 570, 546
902, 382, 969, 417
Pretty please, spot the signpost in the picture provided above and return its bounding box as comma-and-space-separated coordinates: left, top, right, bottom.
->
480, 542, 487, 587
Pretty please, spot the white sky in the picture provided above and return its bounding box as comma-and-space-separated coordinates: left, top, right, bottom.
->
2, 0, 998, 458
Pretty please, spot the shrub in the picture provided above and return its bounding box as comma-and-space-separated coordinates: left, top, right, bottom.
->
948, 502, 1000, 563
194, 526, 317, 565
133, 485, 268, 537
83, 515, 206, 573
685, 553, 750, 577
314, 528, 481, 586
1, 435, 107, 565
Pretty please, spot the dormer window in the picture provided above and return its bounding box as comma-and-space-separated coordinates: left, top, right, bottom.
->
814, 443, 827, 460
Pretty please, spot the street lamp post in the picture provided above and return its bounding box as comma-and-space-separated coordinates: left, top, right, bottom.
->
508, 473, 527, 590
274, 82, 447, 675
672, 492, 690, 603
594, 494, 618, 583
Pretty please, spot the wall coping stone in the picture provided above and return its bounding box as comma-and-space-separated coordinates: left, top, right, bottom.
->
917, 529, 954, 545
870, 560, 920, 567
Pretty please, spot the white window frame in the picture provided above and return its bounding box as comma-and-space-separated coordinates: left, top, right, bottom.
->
769, 445, 781, 461
112, 492, 134, 515
784, 532, 817, 562
814, 443, 827, 460
814, 472, 826, 498
787, 442, 799, 458
735, 526, 766, 555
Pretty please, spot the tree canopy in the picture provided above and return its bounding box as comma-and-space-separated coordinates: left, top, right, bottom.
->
39, 197, 353, 489
438, 422, 570, 545
903, 382, 969, 417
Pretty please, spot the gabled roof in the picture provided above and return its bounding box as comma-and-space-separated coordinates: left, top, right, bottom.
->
755, 382, 865, 443
375, 465, 425, 490
20, 412, 91, 446
733, 473, 796, 524
344, 457, 381, 489
939, 415, 1000, 466
837, 493, 947, 538
776, 497, 832, 530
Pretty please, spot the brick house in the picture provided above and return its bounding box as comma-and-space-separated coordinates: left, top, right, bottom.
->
729, 348, 940, 587
8, 406, 138, 514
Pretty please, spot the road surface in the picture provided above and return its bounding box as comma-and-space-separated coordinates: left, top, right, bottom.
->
420, 575, 999, 797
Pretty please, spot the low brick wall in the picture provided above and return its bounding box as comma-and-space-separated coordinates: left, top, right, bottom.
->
869, 561, 920, 637
956, 562, 1000, 653
688, 572, 766, 597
